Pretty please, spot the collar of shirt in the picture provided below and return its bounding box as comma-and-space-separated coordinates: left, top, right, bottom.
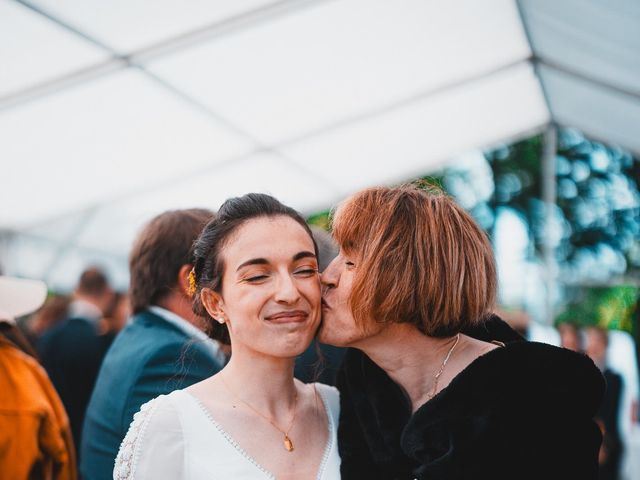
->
68, 299, 103, 323
148, 305, 226, 365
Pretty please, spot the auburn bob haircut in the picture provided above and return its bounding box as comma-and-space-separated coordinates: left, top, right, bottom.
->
331, 183, 496, 337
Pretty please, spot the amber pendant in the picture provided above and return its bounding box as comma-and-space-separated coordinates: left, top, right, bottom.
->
284, 435, 294, 452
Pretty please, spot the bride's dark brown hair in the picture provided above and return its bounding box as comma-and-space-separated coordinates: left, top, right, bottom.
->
191, 193, 318, 344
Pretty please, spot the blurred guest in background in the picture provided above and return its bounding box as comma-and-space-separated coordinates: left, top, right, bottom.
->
585, 326, 624, 480
496, 307, 529, 338
99, 291, 130, 337
558, 321, 582, 352
23, 294, 71, 346
498, 306, 561, 345
81, 209, 225, 480
1, 275, 77, 480
295, 225, 345, 385
37, 267, 114, 457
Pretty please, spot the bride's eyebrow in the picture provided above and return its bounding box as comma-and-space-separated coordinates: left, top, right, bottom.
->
293, 251, 317, 262
236, 251, 317, 272
236, 258, 268, 272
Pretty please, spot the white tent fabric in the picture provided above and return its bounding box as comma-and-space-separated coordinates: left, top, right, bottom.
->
519, 0, 640, 154
0, 0, 638, 290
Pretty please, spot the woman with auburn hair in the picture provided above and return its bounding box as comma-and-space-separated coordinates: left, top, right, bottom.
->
319, 184, 604, 480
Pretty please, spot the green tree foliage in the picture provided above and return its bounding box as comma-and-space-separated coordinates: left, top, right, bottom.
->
307, 210, 331, 231
481, 129, 640, 283
555, 285, 638, 335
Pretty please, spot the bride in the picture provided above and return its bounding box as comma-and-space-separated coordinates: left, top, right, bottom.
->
114, 193, 340, 479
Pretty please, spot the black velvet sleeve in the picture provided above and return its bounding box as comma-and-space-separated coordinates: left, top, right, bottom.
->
336, 362, 384, 480
462, 313, 524, 344
336, 348, 418, 479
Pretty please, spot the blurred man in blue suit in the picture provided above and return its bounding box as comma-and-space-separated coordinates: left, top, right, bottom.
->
80, 209, 225, 480
37, 267, 114, 457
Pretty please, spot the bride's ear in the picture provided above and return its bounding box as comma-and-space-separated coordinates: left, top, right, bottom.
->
200, 288, 226, 324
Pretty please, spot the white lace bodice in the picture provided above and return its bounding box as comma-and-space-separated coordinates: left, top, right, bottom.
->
114, 383, 341, 480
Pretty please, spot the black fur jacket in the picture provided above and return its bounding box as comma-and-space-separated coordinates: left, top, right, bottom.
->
336, 317, 605, 480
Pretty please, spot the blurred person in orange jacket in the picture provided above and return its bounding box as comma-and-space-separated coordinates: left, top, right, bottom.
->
0, 274, 77, 480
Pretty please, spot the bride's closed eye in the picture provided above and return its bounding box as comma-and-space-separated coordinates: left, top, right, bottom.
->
242, 273, 269, 283
294, 266, 318, 277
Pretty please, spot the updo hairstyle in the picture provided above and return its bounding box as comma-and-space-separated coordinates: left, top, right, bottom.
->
191, 193, 317, 344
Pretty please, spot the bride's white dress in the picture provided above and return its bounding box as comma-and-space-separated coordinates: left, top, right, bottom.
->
113, 383, 341, 480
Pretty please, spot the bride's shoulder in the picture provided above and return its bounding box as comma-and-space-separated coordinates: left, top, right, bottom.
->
310, 382, 340, 417
312, 381, 339, 398
128, 391, 184, 428
114, 392, 185, 480
123, 393, 177, 440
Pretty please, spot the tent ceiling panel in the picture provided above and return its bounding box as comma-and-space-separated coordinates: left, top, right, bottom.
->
0, 1, 108, 98
283, 62, 550, 194
519, 0, 640, 95
148, 0, 531, 144
70, 152, 329, 254
0, 69, 253, 228
28, 0, 282, 53
539, 64, 640, 157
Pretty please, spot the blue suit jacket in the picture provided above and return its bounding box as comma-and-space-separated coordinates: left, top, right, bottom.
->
37, 316, 113, 455
79, 309, 222, 480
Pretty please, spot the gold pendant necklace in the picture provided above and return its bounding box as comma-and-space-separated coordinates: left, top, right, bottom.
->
426, 333, 461, 400
221, 377, 298, 452
283, 435, 294, 452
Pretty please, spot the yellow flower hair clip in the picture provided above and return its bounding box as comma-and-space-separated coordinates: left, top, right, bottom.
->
187, 268, 197, 297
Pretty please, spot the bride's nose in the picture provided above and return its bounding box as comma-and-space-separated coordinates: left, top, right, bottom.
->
274, 273, 301, 304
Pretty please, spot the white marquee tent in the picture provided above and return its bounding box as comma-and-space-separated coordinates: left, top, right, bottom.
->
1, 0, 639, 291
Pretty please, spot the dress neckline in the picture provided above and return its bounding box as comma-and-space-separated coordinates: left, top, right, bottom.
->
180, 383, 335, 480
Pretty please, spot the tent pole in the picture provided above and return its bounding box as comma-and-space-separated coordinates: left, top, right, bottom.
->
0, 230, 12, 275
541, 124, 557, 325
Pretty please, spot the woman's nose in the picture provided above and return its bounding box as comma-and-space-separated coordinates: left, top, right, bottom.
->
320, 259, 338, 288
